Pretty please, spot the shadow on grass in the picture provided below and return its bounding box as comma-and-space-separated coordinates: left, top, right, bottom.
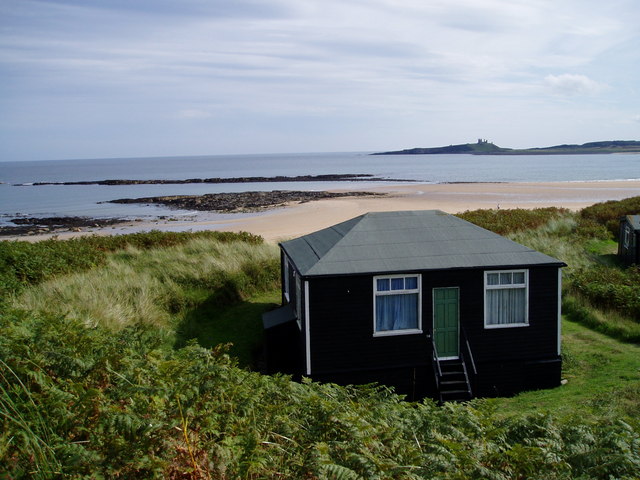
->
586, 239, 623, 267
174, 285, 279, 369
596, 253, 624, 267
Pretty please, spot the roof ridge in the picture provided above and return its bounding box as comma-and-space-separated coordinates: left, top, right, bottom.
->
301, 236, 323, 261
318, 213, 369, 258
286, 213, 368, 270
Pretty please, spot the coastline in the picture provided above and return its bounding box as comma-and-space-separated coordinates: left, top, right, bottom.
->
3, 180, 639, 243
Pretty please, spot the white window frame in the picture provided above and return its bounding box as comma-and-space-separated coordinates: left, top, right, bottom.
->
623, 225, 631, 249
484, 269, 529, 329
373, 273, 422, 337
557, 269, 562, 356
304, 281, 311, 375
283, 258, 290, 302
295, 274, 302, 328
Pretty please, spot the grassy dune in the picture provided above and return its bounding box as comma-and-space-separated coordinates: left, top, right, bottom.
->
12, 237, 279, 331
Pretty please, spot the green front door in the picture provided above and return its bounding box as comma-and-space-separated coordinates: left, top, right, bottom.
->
433, 288, 459, 358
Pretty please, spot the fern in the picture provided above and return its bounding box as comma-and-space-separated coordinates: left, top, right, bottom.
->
322, 463, 364, 480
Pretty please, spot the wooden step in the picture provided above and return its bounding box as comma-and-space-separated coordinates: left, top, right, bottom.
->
440, 380, 467, 387
441, 389, 470, 396
437, 359, 472, 402
440, 390, 472, 402
440, 372, 466, 382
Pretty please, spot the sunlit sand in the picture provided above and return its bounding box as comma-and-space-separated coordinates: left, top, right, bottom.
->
6, 180, 639, 243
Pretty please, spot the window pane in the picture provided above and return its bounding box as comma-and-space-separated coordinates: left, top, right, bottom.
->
500, 272, 512, 285
513, 272, 525, 284
487, 273, 500, 285
405, 276, 418, 289
391, 277, 404, 290
377, 278, 390, 291
486, 287, 526, 325
376, 293, 418, 331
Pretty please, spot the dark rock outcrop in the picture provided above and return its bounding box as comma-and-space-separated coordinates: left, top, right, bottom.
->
19, 174, 413, 187
1, 216, 124, 236
107, 190, 384, 213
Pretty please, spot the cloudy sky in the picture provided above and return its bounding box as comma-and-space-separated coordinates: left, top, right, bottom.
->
1, 0, 639, 161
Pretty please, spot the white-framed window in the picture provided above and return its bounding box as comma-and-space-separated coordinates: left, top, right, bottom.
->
623, 225, 631, 249
373, 274, 422, 336
484, 270, 529, 328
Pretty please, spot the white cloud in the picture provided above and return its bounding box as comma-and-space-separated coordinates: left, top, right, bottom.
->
1, 0, 639, 159
543, 74, 606, 96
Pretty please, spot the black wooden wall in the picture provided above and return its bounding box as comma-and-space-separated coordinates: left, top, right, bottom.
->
618, 220, 639, 265
304, 265, 562, 398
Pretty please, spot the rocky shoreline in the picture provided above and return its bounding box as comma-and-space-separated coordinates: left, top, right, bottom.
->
16, 173, 414, 186
107, 190, 385, 213
0, 216, 126, 236
1, 190, 385, 236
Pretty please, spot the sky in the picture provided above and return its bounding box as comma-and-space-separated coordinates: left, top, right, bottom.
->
1, 0, 639, 161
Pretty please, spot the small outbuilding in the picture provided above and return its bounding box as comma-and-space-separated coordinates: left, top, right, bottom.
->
618, 215, 640, 265
263, 210, 566, 401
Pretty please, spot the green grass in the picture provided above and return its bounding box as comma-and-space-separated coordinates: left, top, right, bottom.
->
176, 290, 280, 367
5, 231, 283, 372
0, 359, 62, 479
487, 317, 640, 425
0, 230, 264, 299
11, 237, 280, 331
562, 294, 640, 343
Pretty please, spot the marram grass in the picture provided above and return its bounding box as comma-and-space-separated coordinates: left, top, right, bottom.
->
508, 214, 597, 273
0, 230, 264, 301
13, 237, 280, 330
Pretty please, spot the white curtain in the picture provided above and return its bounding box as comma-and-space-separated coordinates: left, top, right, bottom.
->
486, 288, 525, 325
376, 293, 418, 331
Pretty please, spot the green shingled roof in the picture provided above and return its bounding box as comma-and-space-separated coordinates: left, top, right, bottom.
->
281, 210, 565, 277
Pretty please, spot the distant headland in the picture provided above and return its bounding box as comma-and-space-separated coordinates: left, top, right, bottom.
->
373, 139, 640, 155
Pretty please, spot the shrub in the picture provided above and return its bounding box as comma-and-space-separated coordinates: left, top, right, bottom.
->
569, 265, 640, 321
457, 207, 571, 235
574, 218, 612, 240
579, 196, 640, 239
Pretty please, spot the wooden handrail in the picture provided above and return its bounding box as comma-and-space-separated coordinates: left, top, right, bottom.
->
460, 327, 477, 376
459, 327, 477, 399
430, 333, 442, 391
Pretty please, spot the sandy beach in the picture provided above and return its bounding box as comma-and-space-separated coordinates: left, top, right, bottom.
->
4, 180, 639, 243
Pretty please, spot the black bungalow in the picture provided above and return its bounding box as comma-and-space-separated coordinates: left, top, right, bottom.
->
618, 215, 640, 265
263, 210, 566, 401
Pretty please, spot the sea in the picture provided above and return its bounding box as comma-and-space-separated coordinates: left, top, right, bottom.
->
1, 151, 639, 226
